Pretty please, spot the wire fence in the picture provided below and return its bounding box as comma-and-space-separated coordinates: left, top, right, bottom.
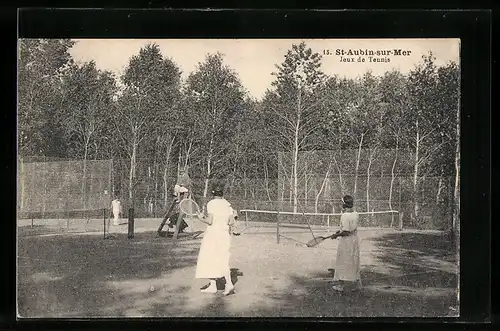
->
17, 156, 455, 232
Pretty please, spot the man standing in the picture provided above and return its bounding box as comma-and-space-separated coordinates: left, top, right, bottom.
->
111, 197, 122, 226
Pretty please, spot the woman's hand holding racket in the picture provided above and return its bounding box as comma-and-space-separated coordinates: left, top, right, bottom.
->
306, 231, 341, 247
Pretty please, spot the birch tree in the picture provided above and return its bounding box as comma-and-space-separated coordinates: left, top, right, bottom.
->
60, 61, 117, 209
379, 70, 409, 211
18, 39, 75, 157
263, 42, 326, 212
184, 53, 246, 197
114, 44, 181, 204
406, 53, 451, 222
436, 61, 460, 238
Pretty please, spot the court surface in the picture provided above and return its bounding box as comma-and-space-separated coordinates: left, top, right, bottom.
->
17, 218, 458, 318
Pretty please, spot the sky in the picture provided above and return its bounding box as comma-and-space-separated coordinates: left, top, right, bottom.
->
70, 39, 460, 100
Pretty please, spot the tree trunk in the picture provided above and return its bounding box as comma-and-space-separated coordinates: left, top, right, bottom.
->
333, 150, 344, 196
250, 184, 257, 210
203, 175, 210, 198
154, 162, 158, 216
293, 131, 300, 213
304, 161, 308, 207
183, 139, 193, 170
292, 88, 302, 213
366, 149, 375, 214
243, 171, 248, 200
82, 140, 89, 211
315, 164, 331, 213
264, 161, 273, 202
281, 179, 285, 203
177, 149, 182, 179
203, 135, 214, 198
436, 171, 444, 204
413, 118, 420, 221
389, 136, 399, 211
129, 136, 137, 203
162, 137, 174, 208
353, 134, 364, 199
163, 166, 169, 208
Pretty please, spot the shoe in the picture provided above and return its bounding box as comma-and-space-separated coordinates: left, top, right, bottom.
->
200, 286, 217, 294
223, 285, 235, 296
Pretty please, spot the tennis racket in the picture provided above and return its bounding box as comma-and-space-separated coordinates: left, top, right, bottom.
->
178, 197, 201, 217
306, 233, 339, 247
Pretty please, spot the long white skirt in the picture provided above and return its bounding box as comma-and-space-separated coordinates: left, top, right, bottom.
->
333, 234, 361, 282
195, 227, 231, 279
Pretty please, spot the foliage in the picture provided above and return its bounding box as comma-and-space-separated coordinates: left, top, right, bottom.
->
18, 39, 460, 229
18, 39, 75, 156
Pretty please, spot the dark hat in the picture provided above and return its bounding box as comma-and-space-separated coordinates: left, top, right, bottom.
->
342, 195, 354, 209
211, 183, 224, 196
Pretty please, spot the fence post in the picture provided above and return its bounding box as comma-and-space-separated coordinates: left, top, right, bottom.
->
128, 207, 135, 239
398, 177, 402, 216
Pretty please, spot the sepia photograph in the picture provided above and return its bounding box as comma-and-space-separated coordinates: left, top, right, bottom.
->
17, 38, 460, 318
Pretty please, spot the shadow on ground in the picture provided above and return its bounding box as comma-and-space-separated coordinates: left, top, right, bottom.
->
18, 227, 458, 318
17, 227, 200, 317
243, 230, 459, 317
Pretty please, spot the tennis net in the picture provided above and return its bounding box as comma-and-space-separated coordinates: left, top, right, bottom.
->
237, 209, 401, 238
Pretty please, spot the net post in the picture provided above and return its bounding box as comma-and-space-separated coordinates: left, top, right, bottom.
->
327, 215, 330, 232
245, 210, 248, 229
128, 207, 135, 239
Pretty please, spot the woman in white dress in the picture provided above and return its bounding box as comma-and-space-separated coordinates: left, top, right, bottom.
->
332, 195, 361, 292
195, 185, 236, 296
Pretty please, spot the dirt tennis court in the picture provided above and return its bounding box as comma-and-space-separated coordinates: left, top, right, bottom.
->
17, 218, 458, 318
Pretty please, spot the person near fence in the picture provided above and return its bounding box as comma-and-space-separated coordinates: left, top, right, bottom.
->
331, 195, 362, 292
195, 184, 236, 296
111, 197, 122, 226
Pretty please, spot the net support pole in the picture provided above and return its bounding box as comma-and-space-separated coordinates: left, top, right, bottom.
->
245, 210, 248, 229
128, 208, 135, 239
